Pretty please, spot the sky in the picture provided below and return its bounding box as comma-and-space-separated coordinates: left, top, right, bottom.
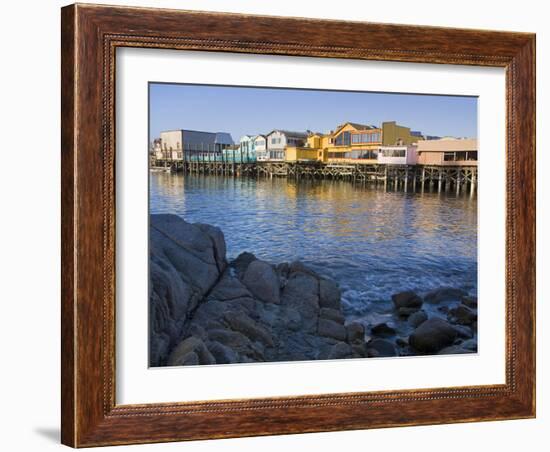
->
149, 83, 477, 144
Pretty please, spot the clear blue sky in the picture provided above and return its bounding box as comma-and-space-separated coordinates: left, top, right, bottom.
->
149, 83, 477, 144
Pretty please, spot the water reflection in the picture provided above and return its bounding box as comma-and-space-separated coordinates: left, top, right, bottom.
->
150, 172, 477, 317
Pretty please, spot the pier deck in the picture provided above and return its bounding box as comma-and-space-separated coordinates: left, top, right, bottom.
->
151, 159, 477, 194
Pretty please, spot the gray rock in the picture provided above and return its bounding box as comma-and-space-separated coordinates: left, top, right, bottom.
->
461, 295, 478, 308
281, 272, 320, 324
208, 329, 264, 361
319, 278, 341, 310
408, 311, 428, 328
346, 322, 365, 343
207, 271, 253, 302
319, 307, 345, 324
447, 304, 477, 326
371, 322, 396, 337
289, 260, 320, 278
275, 262, 290, 287
398, 307, 421, 318
351, 343, 368, 357
230, 252, 257, 278
391, 291, 423, 310
318, 318, 347, 341
242, 260, 281, 304
196, 223, 227, 271
168, 336, 216, 366
453, 324, 474, 339
409, 318, 458, 354
367, 338, 397, 357
328, 342, 353, 360
149, 214, 226, 366
206, 340, 239, 364
149, 216, 363, 367
208, 329, 251, 350
396, 337, 409, 347
224, 312, 274, 347
424, 287, 467, 304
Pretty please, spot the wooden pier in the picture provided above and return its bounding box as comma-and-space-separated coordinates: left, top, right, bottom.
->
151, 160, 477, 194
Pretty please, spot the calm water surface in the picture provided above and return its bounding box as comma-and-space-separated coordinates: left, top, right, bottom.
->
150, 172, 477, 320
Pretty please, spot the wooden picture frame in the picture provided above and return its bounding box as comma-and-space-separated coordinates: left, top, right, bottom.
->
61, 3, 536, 447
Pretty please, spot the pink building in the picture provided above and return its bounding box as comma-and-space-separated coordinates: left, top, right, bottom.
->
416, 138, 477, 166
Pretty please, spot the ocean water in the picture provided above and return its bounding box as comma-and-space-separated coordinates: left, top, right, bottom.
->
149, 172, 477, 320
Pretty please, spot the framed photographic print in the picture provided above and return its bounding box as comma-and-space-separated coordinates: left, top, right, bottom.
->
61, 3, 536, 447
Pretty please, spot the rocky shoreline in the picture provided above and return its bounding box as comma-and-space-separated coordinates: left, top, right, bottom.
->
150, 214, 477, 367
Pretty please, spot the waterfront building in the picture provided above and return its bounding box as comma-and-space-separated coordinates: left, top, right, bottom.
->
324, 121, 422, 163
266, 130, 308, 160
416, 138, 478, 165
152, 138, 165, 160
221, 144, 241, 162
377, 145, 418, 165
282, 121, 422, 164
284, 132, 328, 162
159, 129, 234, 161
238, 135, 256, 162
285, 146, 327, 163
325, 122, 382, 163
254, 135, 268, 161
381, 121, 420, 146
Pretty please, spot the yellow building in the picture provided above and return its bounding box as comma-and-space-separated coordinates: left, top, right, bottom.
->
381, 121, 419, 146
324, 122, 382, 163
284, 121, 421, 164
285, 146, 327, 162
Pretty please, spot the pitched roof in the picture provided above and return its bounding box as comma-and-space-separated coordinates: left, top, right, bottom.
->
331, 122, 378, 135
266, 129, 308, 138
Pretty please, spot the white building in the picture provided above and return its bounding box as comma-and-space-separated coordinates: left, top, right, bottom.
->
377, 145, 418, 165
254, 135, 268, 161
266, 130, 308, 161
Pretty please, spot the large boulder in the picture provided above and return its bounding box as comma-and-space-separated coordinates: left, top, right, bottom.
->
408, 311, 428, 328
318, 318, 347, 341
281, 271, 320, 330
319, 307, 345, 324
371, 322, 396, 337
224, 312, 274, 347
409, 318, 458, 353
328, 342, 353, 360
230, 252, 257, 278
391, 291, 423, 311
242, 260, 281, 304
319, 278, 341, 310
346, 322, 365, 343
424, 287, 467, 304
149, 214, 226, 366
447, 304, 477, 326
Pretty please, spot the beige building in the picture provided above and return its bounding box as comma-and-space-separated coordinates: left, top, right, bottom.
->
417, 138, 478, 166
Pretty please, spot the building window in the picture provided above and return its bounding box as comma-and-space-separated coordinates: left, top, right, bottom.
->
444, 152, 455, 161
334, 131, 351, 146
382, 149, 406, 158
